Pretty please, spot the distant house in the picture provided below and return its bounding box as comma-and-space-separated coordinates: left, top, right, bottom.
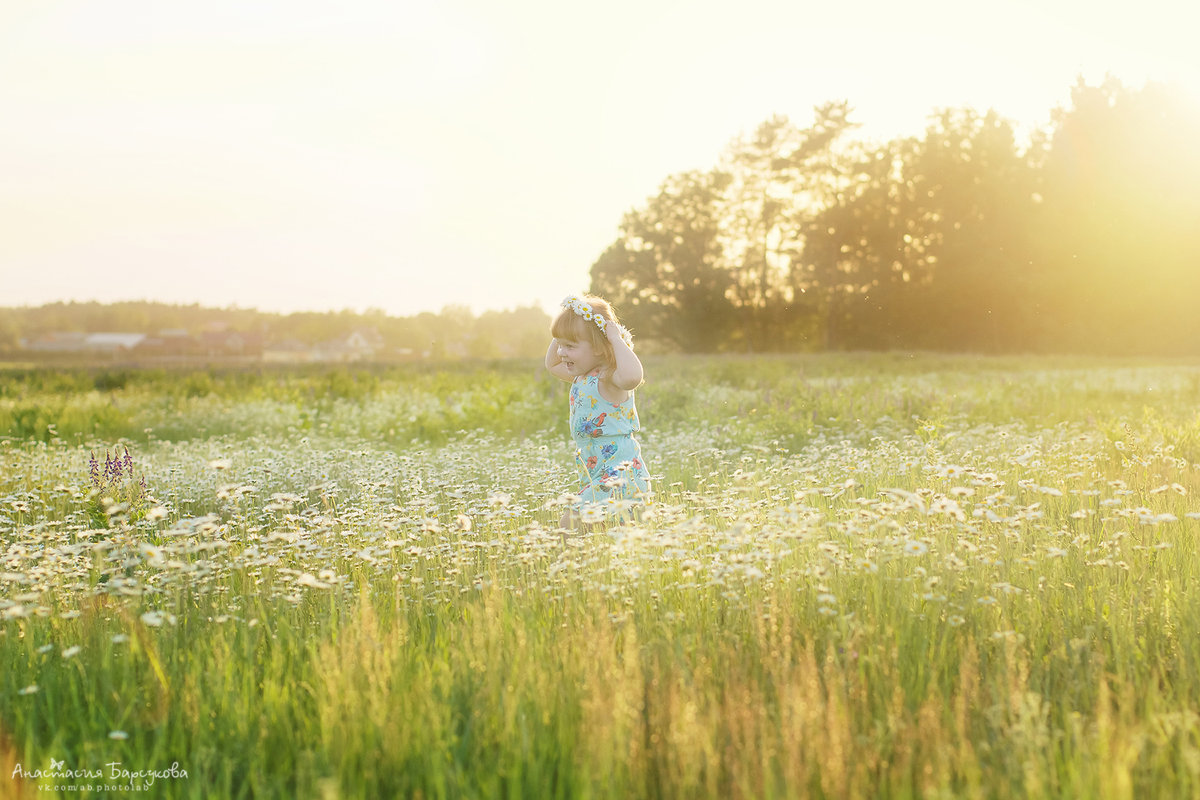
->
23, 331, 148, 355
134, 330, 202, 357
84, 333, 146, 352
353, 328, 384, 351
23, 332, 88, 352
313, 328, 384, 362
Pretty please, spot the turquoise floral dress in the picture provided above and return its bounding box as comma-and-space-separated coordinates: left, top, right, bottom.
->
569, 369, 650, 506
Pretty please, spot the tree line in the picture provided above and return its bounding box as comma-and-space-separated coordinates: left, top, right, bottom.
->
0, 301, 552, 361
590, 77, 1200, 354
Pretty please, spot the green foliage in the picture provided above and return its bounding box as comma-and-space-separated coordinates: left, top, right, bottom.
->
1036, 78, 1200, 353
92, 370, 132, 392
0, 394, 134, 442
591, 77, 1200, 356
3, 357, 1200, 798
591, 169, 737, 353
5, 355, 1197, 450
85, 447, 150, 528
0, 301, 553, 363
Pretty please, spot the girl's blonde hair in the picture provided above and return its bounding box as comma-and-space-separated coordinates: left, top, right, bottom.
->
551, 294, 628, 373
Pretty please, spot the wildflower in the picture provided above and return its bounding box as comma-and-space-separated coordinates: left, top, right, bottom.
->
947, 615, 966, 627
62, 646, 81, 658
105, 449, 122, 480
208, 459, 232, 471
930, 496, 966, 521
973, 507, 1004, 523
579, 505, 606, 525
297, 573, 332, 589
141, 611, 165, 627
879, 488, 927, 515
89, 452, 101, 486
547, 492, 580, 508
19, 685, 39, 695
902, 540, 929, 556
560, 295, 634, 347
139, 543, 165, 565
112, 634, 130, 644
108, 731, 129, 740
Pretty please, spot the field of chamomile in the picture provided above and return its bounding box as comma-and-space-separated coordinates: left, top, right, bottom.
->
3, 354, 1200, 799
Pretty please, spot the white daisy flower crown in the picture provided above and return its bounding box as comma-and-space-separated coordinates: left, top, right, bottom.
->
561, 294, 634, 349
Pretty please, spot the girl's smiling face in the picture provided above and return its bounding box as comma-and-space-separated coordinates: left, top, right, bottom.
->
556, 338, 603, 376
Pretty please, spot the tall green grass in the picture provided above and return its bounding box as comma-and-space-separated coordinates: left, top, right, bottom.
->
3, 354, 1200, 798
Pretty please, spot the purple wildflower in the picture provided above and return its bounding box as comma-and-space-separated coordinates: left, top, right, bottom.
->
89, 451, 100, 487
123, 447, 133, 474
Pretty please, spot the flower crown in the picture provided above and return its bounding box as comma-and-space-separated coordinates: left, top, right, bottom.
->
561, 294, 634, 349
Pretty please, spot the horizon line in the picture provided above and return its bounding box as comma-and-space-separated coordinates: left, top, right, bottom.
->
0, 297, 557, 319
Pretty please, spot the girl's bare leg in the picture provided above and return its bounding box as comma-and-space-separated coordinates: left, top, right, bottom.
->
558, 508, 578, 547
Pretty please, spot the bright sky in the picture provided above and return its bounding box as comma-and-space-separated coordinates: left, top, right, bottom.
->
1, 0, 1196, 318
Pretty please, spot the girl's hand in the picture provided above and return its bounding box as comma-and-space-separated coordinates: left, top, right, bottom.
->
605, 324, 643, 391
605, 323, 631, 347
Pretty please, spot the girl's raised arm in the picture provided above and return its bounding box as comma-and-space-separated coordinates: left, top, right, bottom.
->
606, 325, 643, 392
545, 339, 573, 383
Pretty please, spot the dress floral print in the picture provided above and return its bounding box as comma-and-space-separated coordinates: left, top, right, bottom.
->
569, 369, 650, 505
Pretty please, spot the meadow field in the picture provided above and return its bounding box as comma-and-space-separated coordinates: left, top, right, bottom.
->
2, 354, 1200, 799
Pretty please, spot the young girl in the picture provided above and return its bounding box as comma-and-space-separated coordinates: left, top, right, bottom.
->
545, 293, 650, 526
